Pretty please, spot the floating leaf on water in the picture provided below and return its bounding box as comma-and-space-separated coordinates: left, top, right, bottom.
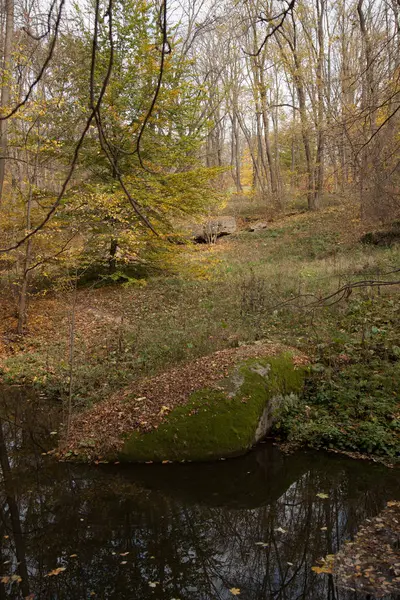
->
312, 554, 335, 575
255, 542, 268, 547
321, 527, 328, 531
0, 576, 10, 584
120, 561, 127, 565
275, 527, 287, 534
45, 567, 66, 577
229, 588, 241, 596
148, 582, 159, 588
69, 554, 78, 558
316, 493, 329, 499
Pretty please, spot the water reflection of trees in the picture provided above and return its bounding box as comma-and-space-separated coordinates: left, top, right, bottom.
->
0, 389, 398, 599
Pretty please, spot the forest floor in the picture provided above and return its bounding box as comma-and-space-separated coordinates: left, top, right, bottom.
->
0, 194, 399, 460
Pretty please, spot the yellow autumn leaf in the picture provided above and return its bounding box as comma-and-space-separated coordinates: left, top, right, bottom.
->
311, 565, 332, 574
229, 588, 241, 595
46, 567, 66, 577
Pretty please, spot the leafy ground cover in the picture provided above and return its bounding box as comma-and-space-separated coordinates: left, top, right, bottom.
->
0, 196, 399, 459
274, 296, 400, 459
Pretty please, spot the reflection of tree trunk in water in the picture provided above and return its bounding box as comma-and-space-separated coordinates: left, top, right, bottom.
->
0, 422, 30, 597
181, 506, 224, 598
324, 494, 337, 600
0, 511, 8, 600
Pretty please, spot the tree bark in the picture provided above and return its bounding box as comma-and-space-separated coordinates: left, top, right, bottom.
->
0, 0, 14, 205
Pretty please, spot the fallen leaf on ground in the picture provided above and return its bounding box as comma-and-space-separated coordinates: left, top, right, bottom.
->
312, 565, 333, 574
229, 588, 241, 595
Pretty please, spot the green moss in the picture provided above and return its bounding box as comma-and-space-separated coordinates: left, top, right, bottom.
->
118, 354, 305, 462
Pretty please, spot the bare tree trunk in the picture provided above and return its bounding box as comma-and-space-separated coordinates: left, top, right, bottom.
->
230, 111, 242, 192
236, 110, 266, 195
357, 0, 377, 220
296, 78, 315, 209
17, 212, 32, 334
67, 277, 77, 437
0, 0, 14, 205
259, 68, 279, 200
109, 238, 118, 274
314, 0, 326, 207
17, 151, 38, 334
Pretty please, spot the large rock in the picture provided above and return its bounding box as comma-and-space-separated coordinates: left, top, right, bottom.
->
360, 223, 400, 247
61, 346, 307, 464
248, 221, 268, 232
192, 216, 237, 243
118, 355, 304, 462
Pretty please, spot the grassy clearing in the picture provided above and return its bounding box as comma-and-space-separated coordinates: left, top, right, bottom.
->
0, 196, 399, 458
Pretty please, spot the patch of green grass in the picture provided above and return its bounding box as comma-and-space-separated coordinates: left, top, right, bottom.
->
119, 355, 304, 462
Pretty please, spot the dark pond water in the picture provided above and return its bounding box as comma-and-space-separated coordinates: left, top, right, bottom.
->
0, 386, 399, 600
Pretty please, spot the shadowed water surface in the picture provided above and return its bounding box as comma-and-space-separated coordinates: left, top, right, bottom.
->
0, 386, 399, 600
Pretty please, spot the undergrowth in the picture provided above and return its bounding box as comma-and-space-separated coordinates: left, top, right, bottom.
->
274, 297, 400, 459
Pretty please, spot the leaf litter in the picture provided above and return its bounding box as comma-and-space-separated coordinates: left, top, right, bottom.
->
313, 501, 400, 597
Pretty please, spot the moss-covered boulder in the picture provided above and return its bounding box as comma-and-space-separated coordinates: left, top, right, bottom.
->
120, 355, 304, 462
61, 344, 307, 463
